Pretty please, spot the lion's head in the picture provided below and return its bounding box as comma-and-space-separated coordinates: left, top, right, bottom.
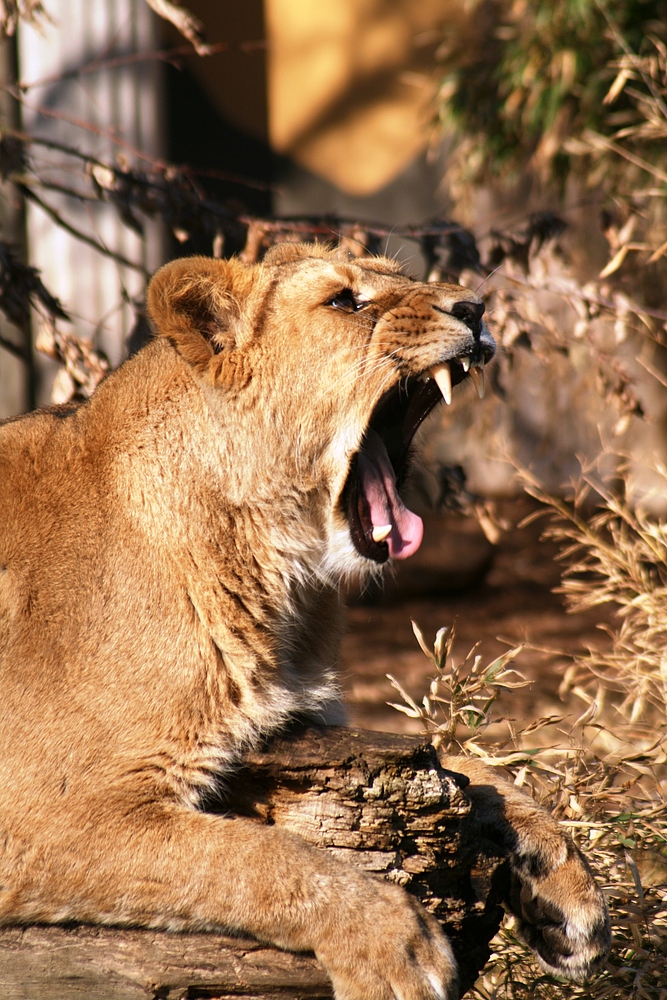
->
146, 242, 494, 581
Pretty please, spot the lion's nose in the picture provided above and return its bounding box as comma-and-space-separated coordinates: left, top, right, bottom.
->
450, 300, 485, 338
433, 300, 485, 338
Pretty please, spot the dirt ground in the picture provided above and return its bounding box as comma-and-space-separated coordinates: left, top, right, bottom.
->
340, 497, 616, 736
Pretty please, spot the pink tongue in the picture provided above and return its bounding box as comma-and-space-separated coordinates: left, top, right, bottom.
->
357, 429, 423, 560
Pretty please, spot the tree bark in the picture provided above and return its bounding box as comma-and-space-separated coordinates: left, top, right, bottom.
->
0, 726, 510, 999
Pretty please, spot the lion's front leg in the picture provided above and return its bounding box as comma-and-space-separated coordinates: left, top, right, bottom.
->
2, 794, 458, 1000
440, 754, 611, 981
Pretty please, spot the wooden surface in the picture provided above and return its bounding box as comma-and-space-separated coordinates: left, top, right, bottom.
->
0, 726, 510, 999
0, 924, 330, 1000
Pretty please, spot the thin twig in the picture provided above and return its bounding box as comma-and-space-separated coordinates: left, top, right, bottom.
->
636, 354, 667, 389
503, 268, 667, 325
5, 86, 168, 170
142, 0, 211, 57
0, 332, 28, 361
18, 184, 148, 275
18, 40, 268, 95
21, 177, 100, 203
0, 126, 116, 171
583, 129, 667, 185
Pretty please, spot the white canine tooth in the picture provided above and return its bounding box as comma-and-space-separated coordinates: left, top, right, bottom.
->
469, 365, 485, 399
430, 362, 452, 405
372, 524, 392, 543
461, 357, 471, 372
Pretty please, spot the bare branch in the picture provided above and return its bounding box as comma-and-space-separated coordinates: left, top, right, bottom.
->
0, 331, 28, 360
18, 40, 268, 95
142, 0, 211, 57
18, 183, 149, 276
7, 86, 168, 170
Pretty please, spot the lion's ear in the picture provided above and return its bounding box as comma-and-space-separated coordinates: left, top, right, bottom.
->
146, 256, 253, 377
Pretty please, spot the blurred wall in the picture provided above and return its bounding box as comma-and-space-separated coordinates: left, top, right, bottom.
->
164, 2, 268, 143
266, 0, 445, 196
179, 0, 446, 196
16, 0, 165, 406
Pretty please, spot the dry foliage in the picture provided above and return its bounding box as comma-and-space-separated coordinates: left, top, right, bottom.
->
520, 463, 667, 726
393, 546, 666, 1000
0, 0, 48, 37
2, 24, 663, 431
434, 23, 667, 496
436, 0, 667, 190
388, 621, 526, 755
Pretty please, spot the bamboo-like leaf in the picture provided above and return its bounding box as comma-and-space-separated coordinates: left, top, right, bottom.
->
603, 67, 632, 104
386, 673, 421, 715
599, 243, 630, 278
433, 625, 453, 667
457, 703, 487, 718
482, 647, 524, 683
521, 714, 565, 735
411, 620, 436, 666
387, 702, 422, 719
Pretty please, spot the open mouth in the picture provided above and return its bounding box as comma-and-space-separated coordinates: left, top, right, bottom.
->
341, 348, 493, 564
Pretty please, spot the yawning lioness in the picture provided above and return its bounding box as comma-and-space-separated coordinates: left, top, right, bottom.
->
0, 243, 609, 999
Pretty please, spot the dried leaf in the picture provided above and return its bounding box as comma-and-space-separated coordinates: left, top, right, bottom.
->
50, 366, 76, 405
481, 647, 524, 684
632, 848, 667, 887
33, 316, 58, 359
90, 164, 117, 192
599, 243, 630, 278
386, 674, 421, 717
433, 626, 453, 668
0, 0, 49, 37
387, 702, 422, 719
603, 67, 632, 105
411, 621, 436, 666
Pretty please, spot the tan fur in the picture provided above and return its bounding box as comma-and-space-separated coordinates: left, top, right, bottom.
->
0, 245, 608, 999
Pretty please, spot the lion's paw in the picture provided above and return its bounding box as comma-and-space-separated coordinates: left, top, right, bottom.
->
317, 879, 458, 1000
505, 813, 610, 981
440, 756, 611, 982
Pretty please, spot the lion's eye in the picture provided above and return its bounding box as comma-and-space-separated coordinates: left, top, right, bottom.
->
328, 289, 360, 312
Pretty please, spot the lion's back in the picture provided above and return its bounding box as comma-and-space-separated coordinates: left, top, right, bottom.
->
0, 403, 86, 554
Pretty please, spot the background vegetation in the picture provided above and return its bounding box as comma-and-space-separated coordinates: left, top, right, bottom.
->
437, 0, 667, 187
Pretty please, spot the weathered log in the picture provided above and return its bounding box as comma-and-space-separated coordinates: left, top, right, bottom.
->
0, 727, 510, 999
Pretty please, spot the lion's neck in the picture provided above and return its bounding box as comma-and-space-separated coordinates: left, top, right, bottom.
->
92, 342, 362, 731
